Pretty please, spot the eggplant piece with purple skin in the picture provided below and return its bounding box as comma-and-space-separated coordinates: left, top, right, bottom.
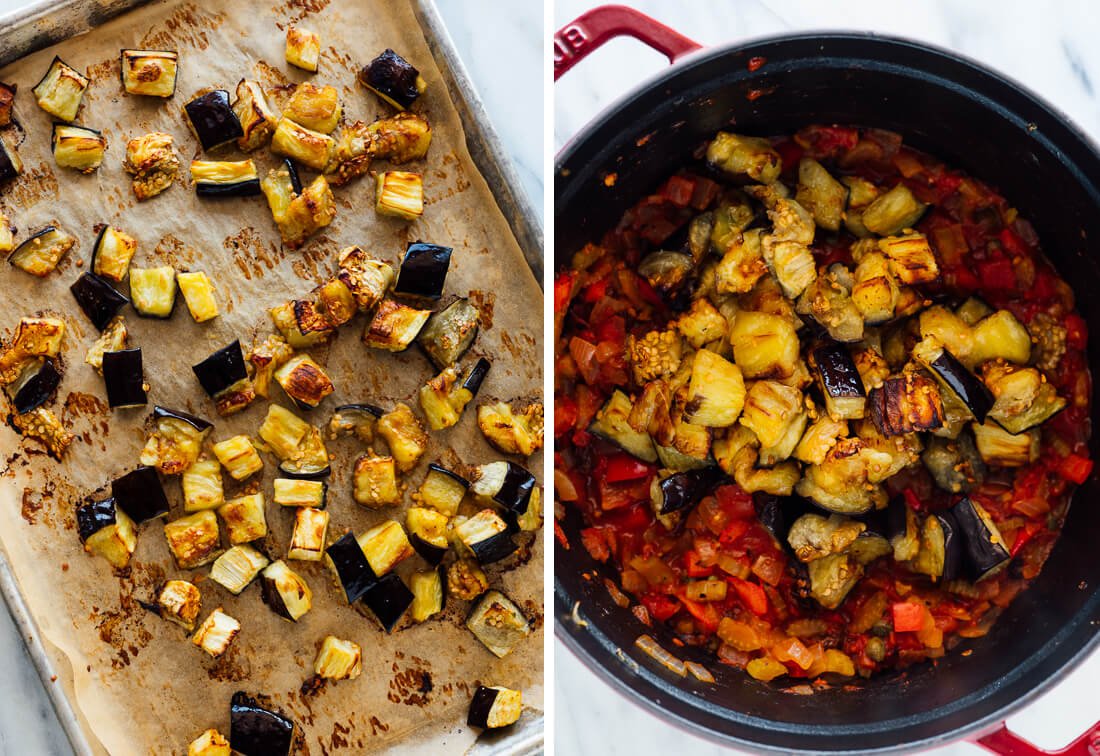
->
111, 465, 170, 522
418, 298, 480, 369
911, 510, 963, 582
467, 685, 523, 729
0, 137, 22, 182
277, 459, 331, 480
192, 160, 261, 197
324, 531, 377, 604
192, 340, 247, 397
184, 90, 243, 152
913, 339, 994, 422
810, 342, 866, 419
470, 461, 535, 514
362, 572, 414, 632
152, 404, 213, 432
11, 359, 61, 414
952, 497, 1011, 581
70, 272, 129, 331
102, 348, 147, 408
229, 692, 296, 756
753, 493, 812, 543
359, 49, 425, 110
654, 467, 724, 515
76, 498, 119, 543
456, 510, 518, 564
463, 357, 491, 397
394, 242, 452, 299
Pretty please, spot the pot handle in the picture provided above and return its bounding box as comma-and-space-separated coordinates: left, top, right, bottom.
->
975, 721, 1100, 755
554, 4, 702, 81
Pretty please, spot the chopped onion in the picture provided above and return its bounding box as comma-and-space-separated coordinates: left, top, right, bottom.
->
634, 634, 686, 677
684, 661, 715, 683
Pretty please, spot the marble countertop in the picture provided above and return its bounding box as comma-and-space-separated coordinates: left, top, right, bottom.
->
0, 0, 541, 753
555, 1, 1100, 755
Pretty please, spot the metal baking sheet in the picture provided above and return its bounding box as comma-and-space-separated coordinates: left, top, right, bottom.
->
0, 0, 544, 753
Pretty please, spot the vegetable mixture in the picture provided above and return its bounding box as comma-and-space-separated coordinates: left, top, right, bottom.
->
555, 125, 1092, 682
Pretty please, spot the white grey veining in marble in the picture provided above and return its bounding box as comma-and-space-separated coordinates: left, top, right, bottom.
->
0, 1, 541, 753
555, 1, 1100, 755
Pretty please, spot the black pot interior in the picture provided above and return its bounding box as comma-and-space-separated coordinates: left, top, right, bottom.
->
555, 33, 1100, 753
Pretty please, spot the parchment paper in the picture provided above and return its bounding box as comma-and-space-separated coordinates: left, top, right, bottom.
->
0, 1, 543, 753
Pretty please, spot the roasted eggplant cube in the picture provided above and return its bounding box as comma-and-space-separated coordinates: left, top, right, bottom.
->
419, 464, 469, 517
363, 299, 431, 351
353, 455, 399, 507
70, 272, 128, 331
324, 531, 377, 603
218, 493, 268, 545
448, 558, 489, 600
328, 112, 432, 185
192, 608, 240, 658
0, 137, 22, 183
268, 174, 336, 248
212, 435, 263, 481
359, 49, 426, 109
112, 465, 170, 522
52, 124, 106, 173
288, 506, 329, 562
177, 270, 217, 321
211, 545, 270, 595
456, 510, 517, 564
477, 401, 544, 457
270, 301, 330, 349
0, 212, 11, 253
862, 184, 927, 236
375, 170, 424, 220
913, 338, 994, 423
130, 266, 177, 317
258, 404, 311, 461
9, 406, 73, 458
33, 56, 88, 121
406, 506, 449, 566
286, 26, 321, 71
418, 298, 480, 369
810, 342, 866, 420
230, 693, 295, 756
182, 456, 225, 512
278, 430, 330, 481
271, 117, 335, 171
85, 316, 128, 373
0, 82, 15, 128
879, 232, 940, 285
972, 420, 1040, 467
9, 358, 61, 414
358, 520, 414, 578
982, 362, 1067, 434
164, 510, 221, 569
314, 636, 362, 680
470, 461, 536, 514
157, 579, 202, 632
261, 560, 313, 621
274, 354, 335, 409
316, 278, 357, 328
868, 373, 945, 437
466, 590, 530, 658
184, 90, 243, 151
10, 226, 76, 277
0, 317, 65, 379
377, 403, 430, 472
247, 335, 294, 398
274, 478, 326, 508
124, 132, 179, 201
92, 226, 138, 282
191, 160, 260, 198
188, 729, 230, 756
654, 467, 724, 516
363, 572, 414, 632
120, 49, 177, 97
192, 340, 247, 397
329, 403, 382, 442
410, 568, 444, 622
337, 246, 394, 310
468, 686, 522, 729
283, 83, 341, 134
77, 498, 137, 569
419, 367, 463, 430
139, 406, 211, 475
394, 243, 452, 300
952, 497, 1011, 581
102, 348, 147, 409
912, 512, 963, 583
232, 79, 277, 151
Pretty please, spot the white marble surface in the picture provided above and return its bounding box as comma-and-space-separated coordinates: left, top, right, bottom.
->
555, 1, 1100, 755
0, 1, 542, 754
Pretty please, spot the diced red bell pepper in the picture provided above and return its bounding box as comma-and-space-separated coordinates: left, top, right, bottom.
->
1055, 452, 1093, 485
944, 264, 980, 292
641, 593, 681, 622
795, 125, 859, 158
683, 550, 714, 578
730, 578, 769, 616
715, 484, 756, 520
581, 276, 611, 303
718, 519, 751, 546
604, 454, 654, 484
595, 314, 626, 344
998, 227, 1028, 258
660, 175, 696, 208
892, 601, 926, 632
603, 501, 654, 533
689, 176, 720, 210
1010, 521, 1043, 557
554, 395, 578, 438
554, 271, 576, 314
679, 595, 721, 633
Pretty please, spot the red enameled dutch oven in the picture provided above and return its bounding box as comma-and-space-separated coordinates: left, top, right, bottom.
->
554, 6, 1100, 754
